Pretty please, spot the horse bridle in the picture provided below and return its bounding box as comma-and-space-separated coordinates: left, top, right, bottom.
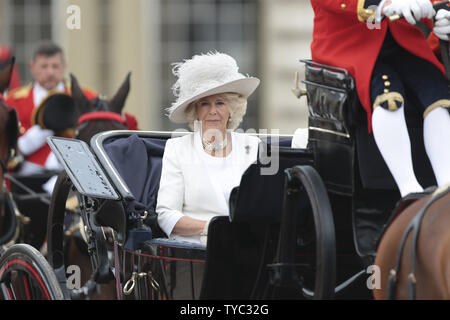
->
386, 184, 450, 299
75, 97, 128, 137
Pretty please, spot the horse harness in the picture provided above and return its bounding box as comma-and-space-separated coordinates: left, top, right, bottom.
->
386, 184, 450, 300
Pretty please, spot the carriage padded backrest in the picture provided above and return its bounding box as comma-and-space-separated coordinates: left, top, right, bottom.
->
303, 61, 358, 195
102, 134, 167, 239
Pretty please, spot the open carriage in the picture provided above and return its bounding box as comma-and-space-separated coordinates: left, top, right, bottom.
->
36, 56, 438, 300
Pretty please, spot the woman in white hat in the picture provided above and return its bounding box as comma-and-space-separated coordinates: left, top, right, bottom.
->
156, 52, 260, 245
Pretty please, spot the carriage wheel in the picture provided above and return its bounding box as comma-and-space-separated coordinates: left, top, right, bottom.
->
47, 171, 110, 300
0, 244, 63, 300
267, 165, 336, 300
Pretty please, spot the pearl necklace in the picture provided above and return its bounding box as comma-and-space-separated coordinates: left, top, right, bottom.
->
202, 135, 228, 152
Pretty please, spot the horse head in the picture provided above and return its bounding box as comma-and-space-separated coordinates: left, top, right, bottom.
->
0, 57, 19, 244
0, 57, 19, 184
70, 72, 135, 143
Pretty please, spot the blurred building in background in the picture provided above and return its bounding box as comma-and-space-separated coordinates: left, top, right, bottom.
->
0, 0, 313, 134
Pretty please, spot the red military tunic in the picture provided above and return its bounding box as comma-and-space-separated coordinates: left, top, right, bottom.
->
310, 0, 446, 132
5, 81, 97, 166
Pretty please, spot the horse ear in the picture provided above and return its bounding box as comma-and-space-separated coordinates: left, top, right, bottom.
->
108, 72, 131, 114
70, 73, 92, 115
0, 57, 15, 93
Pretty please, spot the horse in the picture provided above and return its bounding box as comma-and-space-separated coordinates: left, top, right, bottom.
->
373, 185, 450, 300
0, 58, 19, 246
60, 72, 135, 300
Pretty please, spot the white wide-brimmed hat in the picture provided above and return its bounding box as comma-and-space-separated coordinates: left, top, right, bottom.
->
166, 52, 260, 123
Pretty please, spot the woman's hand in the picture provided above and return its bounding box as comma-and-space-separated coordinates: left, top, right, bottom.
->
383, 0, 435, 25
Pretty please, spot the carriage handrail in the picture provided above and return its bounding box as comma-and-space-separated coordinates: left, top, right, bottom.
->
300, 59, 350, 78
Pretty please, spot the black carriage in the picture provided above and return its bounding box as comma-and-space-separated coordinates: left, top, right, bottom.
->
41, 58, 434, 300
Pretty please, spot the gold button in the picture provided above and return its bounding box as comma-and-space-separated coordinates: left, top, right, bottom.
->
384, 89, 389, 93
19, 126, 25, 134
384, 81, 391, 87
382, 75, 388, 80
341, 3, 347, 9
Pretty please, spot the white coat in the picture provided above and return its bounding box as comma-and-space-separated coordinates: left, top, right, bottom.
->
156, 130, 260, 244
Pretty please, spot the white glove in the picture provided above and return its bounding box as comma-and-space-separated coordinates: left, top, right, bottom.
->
17, 125, 54, 156
384, 0, 435, 25
434, 9, 450, 41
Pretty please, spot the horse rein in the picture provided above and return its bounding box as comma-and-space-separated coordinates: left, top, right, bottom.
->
386, 184, 450, 299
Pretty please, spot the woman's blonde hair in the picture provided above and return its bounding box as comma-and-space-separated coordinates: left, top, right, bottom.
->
184, 92, 247, 130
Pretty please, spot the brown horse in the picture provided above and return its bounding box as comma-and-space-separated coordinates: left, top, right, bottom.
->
373, 185, 450, 300
61, 72, 133, 300
0, 58, 19, 245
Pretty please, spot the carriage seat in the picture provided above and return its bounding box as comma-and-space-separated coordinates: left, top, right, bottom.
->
100, 132, 297, 250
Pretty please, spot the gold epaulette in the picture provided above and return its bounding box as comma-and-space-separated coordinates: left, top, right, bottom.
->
357, 0, 376, 22
8, 83, 33, 99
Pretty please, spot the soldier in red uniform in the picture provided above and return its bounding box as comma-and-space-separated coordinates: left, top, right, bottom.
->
310, 0, 450, 198
5, 41, 97, 177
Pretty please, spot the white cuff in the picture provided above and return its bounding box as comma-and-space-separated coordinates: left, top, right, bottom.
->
18, 125, 53, 156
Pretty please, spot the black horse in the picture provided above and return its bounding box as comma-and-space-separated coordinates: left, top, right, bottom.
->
51, 72, 135, 300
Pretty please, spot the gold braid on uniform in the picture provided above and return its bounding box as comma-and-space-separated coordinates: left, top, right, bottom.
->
373, 92, 404, 111
423, 99, 450, 119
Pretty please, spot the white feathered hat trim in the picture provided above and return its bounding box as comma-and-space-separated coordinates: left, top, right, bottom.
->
166, 52, 260, 123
